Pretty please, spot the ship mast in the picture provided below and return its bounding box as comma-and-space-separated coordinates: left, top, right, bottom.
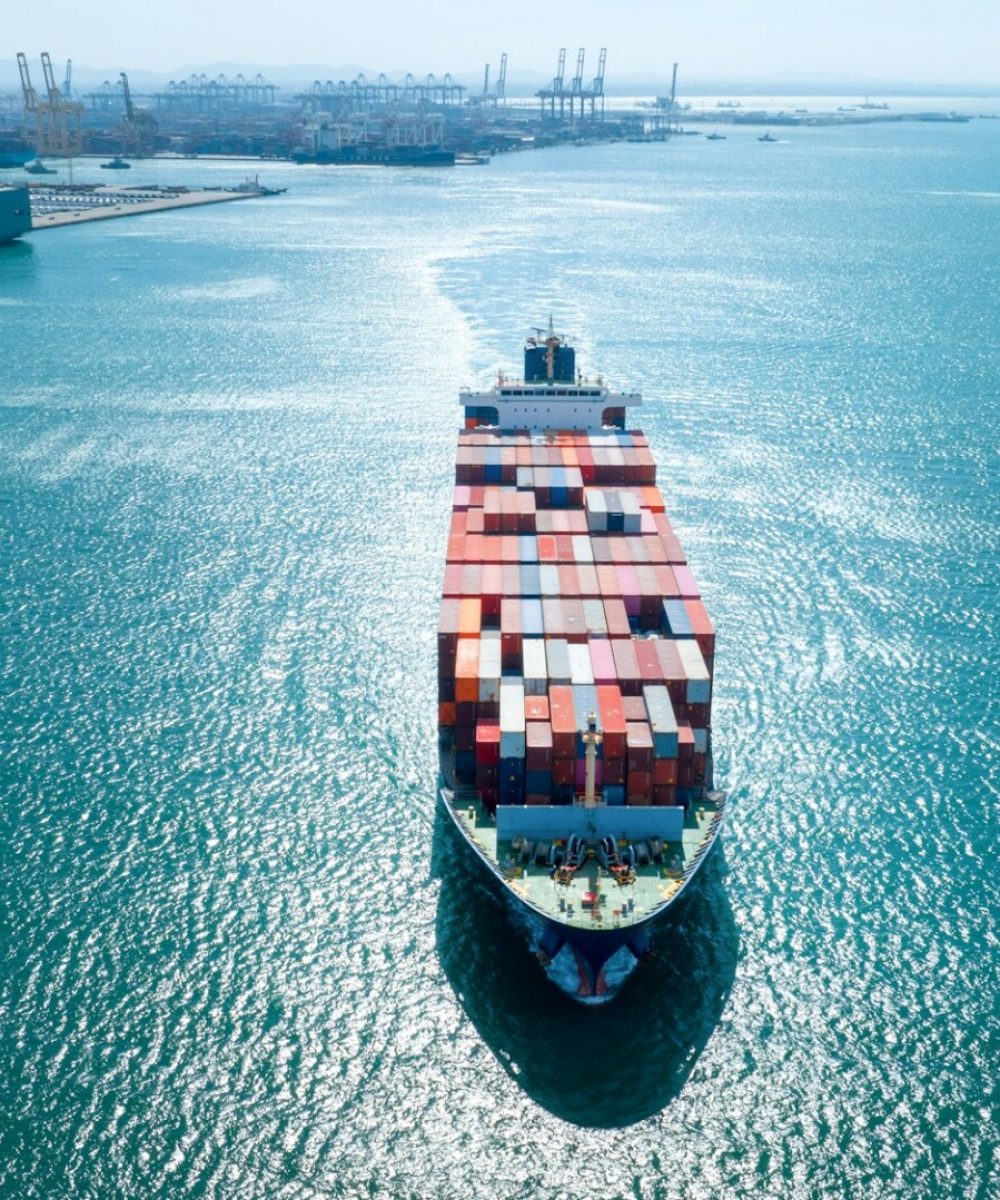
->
582, 713, 603, 807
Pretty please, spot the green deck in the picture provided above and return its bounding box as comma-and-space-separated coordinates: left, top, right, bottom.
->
445, 790, 726, 932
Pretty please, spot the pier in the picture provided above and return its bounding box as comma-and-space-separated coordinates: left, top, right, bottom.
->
26, 183, 267, 230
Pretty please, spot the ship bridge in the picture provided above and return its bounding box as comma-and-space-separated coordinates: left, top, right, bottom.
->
460, 325, 641, 431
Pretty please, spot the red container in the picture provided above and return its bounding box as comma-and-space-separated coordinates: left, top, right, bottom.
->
525, 721, 553, 770
549, 686, 577, 758
524, 695, 550, 722
626, 772, 653, 804
454, 639, 480, 704
653, 756, 678, 786
589, 640, 617, 686
603, 598, 631, 637
683, 599, 717, 659
596, 683, 626, 758
552, 757, 575, 788
652, 785, 676, 807
597, 564, 622, 599
626, 722, 653, 772
634, 638, 664, 684
475, 720, 500, 764
602, 756, 625, 786
611, 639, 642, 695
480, 563, 503, 621
677, 720, 695, 760
465, 508, 484, 535
438, 702, 456, 727
555, 534, 575, 563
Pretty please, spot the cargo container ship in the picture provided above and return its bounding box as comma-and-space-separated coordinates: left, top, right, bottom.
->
437, 325, 727, 1002
0, 184, 32, 243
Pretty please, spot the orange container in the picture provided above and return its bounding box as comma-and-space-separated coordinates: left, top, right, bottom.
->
457, 597, 482, 639
454, 639, 481, 703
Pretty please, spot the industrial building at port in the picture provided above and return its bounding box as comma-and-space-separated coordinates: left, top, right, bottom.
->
1, 49, 686, 163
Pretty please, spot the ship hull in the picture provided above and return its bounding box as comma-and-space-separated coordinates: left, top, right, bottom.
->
438, 777, 726, 1002
0, 185, 31, 243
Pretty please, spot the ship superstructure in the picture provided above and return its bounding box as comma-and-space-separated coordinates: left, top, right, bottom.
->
437, 325, 726, 1000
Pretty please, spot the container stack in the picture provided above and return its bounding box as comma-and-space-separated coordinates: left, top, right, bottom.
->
439, 430, 715, 811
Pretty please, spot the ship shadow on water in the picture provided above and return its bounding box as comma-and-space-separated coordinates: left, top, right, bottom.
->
431, 806, 739, 1128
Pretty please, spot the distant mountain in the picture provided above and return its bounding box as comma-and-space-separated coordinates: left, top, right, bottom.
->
0, 57, 994, 99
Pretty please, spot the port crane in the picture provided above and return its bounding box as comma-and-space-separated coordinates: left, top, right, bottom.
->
120, 72, 158, 155
17, 50, 82, 156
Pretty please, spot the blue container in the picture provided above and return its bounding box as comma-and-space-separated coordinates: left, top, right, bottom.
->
522, 598, 544, 637
526, 770, 552, 795
518, 534, 538, 563
602, 785, 625, 807
455, 750, 476, 780
520, 563, 541, 597
662, 599, 694, 638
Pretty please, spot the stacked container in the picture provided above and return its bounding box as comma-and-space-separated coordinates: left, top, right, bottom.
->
439, 429, 715, 811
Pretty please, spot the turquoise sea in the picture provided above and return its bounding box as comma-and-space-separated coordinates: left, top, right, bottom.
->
1, 116, 997, 1198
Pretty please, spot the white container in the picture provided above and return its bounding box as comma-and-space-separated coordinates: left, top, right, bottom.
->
522, 638, 547, 696
567, 642, 595, 686
571, 534, 594, 564
676, 640, 711, 704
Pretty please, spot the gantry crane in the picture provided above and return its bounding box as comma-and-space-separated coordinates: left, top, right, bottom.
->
120, 72, 158, 154
40, 51, 84, 155
590, 48, 606, 120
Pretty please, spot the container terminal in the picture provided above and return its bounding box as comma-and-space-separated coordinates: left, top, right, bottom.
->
0, 49, 973, 174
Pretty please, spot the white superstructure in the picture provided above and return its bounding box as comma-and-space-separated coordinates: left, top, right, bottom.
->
460, 323, 641, 431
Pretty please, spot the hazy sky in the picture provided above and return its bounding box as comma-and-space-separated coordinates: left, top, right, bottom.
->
8, 0, 999, 81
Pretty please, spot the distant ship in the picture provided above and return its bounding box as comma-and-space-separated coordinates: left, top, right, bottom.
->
758, 132, 779, 143
0, 184, 32, 242
0, 136, 35, 170
437, 326, 727, 1002
100, 156, 131, 170
291, 144, 454, 167
705, 132, 727, 141
24, 160, 57, 175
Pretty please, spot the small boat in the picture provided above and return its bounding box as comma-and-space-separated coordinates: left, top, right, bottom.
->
758, 132, 779, 143
100, 156, 131, 170
705, 132, 727, 141
455, 153, 490, 166
228, 175, 287, 196
24, 159, 57, 175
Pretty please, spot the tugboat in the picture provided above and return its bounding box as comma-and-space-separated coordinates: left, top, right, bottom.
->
437, 325, 727, 1002
100, 156, 131, 170
758, 132, 779, 143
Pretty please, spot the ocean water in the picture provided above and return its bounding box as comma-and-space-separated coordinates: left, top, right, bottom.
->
1, 118, 997, 1199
